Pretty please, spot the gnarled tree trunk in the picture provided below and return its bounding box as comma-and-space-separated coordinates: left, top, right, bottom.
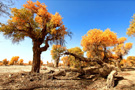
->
31, 41, 41, 73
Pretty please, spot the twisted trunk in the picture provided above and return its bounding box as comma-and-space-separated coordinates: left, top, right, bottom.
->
31, 41, 41, 73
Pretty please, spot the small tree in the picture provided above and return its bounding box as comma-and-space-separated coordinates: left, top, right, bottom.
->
51, 44, 66, 67
112, 37, 133, 69
2, 58, 8, 65
67, 47, 84, 68
18, 59, 24, 65
81, 28, 118, 63
8, 56, 19, 65
28, 60, 32, 65
0, 0, 71, 73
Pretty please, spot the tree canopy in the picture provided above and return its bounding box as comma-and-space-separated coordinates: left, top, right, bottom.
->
51, 44, 66, 67
81, 28, 118, 61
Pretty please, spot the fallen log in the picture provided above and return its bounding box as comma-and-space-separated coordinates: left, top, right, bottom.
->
64, 52, 120, 77
44, 51, 119, 79
106, 70, 117, 89
44, 64, 117, 79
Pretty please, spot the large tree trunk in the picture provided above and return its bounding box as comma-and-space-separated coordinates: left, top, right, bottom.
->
31, 41, 41, 73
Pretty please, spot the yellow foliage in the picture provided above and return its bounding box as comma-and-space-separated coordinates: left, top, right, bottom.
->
67, 47, 84, 68
127, 14, 135, 37
81, 28, 118, 62
118, 37, 127, 44
28, 60, 32, 65
2, 58, 8, 65
51, 44, 66, 60
113, 39, 133, 58
120, 59, 127, 65
126, 56, 135, 67
51, 12, 63, 26
81, 29, 103, 51
61, 56, 70, 66
81, 28, 118, 52
9, 56, 19, 65
101, 28, 118, 46
111, 54, 119, 59
18, 59, 24, 65
125, 43, 133, 50
86, 51, 94, 58
0, 63, 3, 66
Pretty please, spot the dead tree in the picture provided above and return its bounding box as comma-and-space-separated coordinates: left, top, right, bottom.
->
106, 70, 117, 89
64, 52, 118, 77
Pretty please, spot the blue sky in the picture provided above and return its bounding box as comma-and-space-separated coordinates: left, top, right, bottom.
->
0, 0, 135, 63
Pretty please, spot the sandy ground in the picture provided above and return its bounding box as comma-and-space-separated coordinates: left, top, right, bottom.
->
0, 65, 32, 74
0, 65, 135, 90
0, 65, 48, 74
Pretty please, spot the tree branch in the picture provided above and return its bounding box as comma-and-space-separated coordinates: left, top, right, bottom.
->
40, 36, 50, 52
64, 52, 104, 66
14, 25, 35, 40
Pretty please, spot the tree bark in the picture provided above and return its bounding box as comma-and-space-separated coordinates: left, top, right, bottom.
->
54, 57, 59, 67
106, 70, 117, 89
31, 41, 41, 73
